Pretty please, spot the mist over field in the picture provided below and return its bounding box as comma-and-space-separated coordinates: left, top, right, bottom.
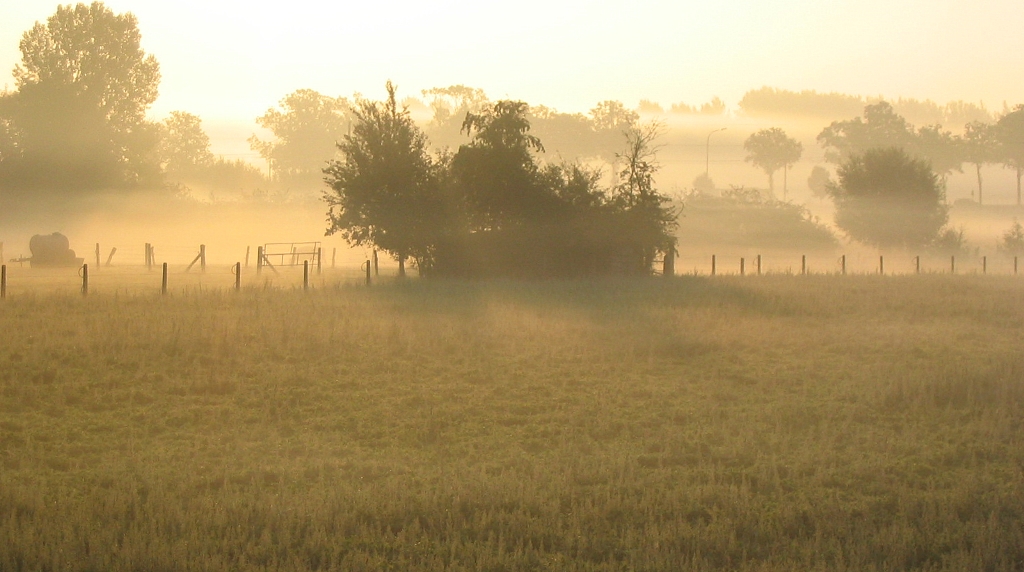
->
3, 1, 1024, 570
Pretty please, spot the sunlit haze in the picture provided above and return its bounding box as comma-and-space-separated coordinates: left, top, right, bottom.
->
3, 0, 1023, 123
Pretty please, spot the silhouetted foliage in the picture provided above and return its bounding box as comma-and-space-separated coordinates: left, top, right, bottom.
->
962, 121, 996, 204
692, 173, 716, 194
744, 128, 802, 197
0, 2, 161, 196
999, 219, 1024, 256
330, 92, 677, 278
807, 166, 832, 200
818, 102, 918, 164
994, 105, 1024, 206
829, 148, 948, 249
324, 82, 444, 275
740, 87, 864, 119
250, 89, 353, 193
915, 124, 962, 180
159, 111, 213, 179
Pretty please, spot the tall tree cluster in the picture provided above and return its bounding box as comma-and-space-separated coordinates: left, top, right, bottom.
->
325, 86, 677, 278
0, 2, 162, 197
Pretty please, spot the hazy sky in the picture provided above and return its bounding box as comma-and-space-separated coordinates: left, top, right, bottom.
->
2, 0, 1023, 123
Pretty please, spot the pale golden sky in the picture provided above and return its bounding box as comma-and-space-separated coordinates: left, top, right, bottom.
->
2, 0, 1023, 122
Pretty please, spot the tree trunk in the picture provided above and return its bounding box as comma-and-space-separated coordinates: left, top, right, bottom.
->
398, 254, 406, 278
976, 163, 983, 205
1018, 168, 1022, 206
783, 165, 788, 200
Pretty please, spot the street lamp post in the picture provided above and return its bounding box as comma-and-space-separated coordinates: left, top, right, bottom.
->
705, 128, 727, 177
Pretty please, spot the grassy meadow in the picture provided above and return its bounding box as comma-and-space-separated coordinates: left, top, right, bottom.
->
1, 274, 1023, 570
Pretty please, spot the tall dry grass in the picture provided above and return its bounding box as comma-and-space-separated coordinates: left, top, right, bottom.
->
1, 275, 1022, 570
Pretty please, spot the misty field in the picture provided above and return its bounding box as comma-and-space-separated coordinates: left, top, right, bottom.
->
1, 275, 1023, 571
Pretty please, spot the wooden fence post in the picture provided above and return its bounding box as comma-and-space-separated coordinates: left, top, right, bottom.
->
145, 243, 151, 271
257, 246, 264, 275
332, 248, 336, 269
235, 262, 241, 290
106, 247, 116, 266
373, 249, 379, 277
983, 256, 987, 274
951, 255, 955, 274
711, 255, 716, 276
879, 255, 884, 276
841, 255, 846, 275
95, 243, 100, 268
756, 254, 762, 276
801, 255, 806, 275
1, 265, 6, 299
317, 247, 323, 275
663, 248, 675, 277
200, 245, 206, 273
245, 246, 250, 269
365, 260, 371, 285
915, 255, 920, 274
162, 263, 168, 295
81, 264, 88, 296
740, 257, 745, 276
303, 260, 309, 290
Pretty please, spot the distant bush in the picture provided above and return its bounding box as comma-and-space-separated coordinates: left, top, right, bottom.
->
999, 219, 1024, 256
678, 188, 837, 251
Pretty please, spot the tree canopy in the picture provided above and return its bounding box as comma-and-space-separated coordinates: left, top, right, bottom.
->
744, 128, 802, 197
0, 1, 161, 195
994, 105, 1024, 206
325, 88, 676, 278
829, 147, 948, 249
324, 82, 442, 275
250, 89, 353, 194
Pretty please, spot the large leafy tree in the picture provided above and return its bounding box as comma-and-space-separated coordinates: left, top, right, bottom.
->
817, 102, 917, 164
451, 100, 556, 230
0, 1, 161, 193
962, 121, 996, 204
158, 111, 213, 179
995, 105, 1024, 206
250, 89, 352, 193
915, 124, 962, 183
744, 127, 803, 197
829, 147, 947, 249
324, 82, 442, 275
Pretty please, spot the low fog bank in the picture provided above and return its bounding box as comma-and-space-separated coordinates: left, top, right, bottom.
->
0, 192, 367, 269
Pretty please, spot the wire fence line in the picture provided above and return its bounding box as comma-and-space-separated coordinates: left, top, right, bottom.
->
0, 246, 1019, 300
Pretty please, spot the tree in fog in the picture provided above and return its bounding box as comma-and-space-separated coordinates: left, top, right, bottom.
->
999, 219, 1024, 256
250, 89, 352, 193
829, 147, 947, 249
324, 82, 442, 275
744, 128, 802, 197
692, 173, 716, 194
452, 100, 555, 231
915, 124, 962, 183
158, 111, 213, 179
612, 123, 677, 271
0, 1, 161, 193
962, 121, 996, 204
818, 102, 917, 163
420, 85, 489, 149
994, 105, 1024, 206
589, 100, 639, 174
807, 165, 832, 201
